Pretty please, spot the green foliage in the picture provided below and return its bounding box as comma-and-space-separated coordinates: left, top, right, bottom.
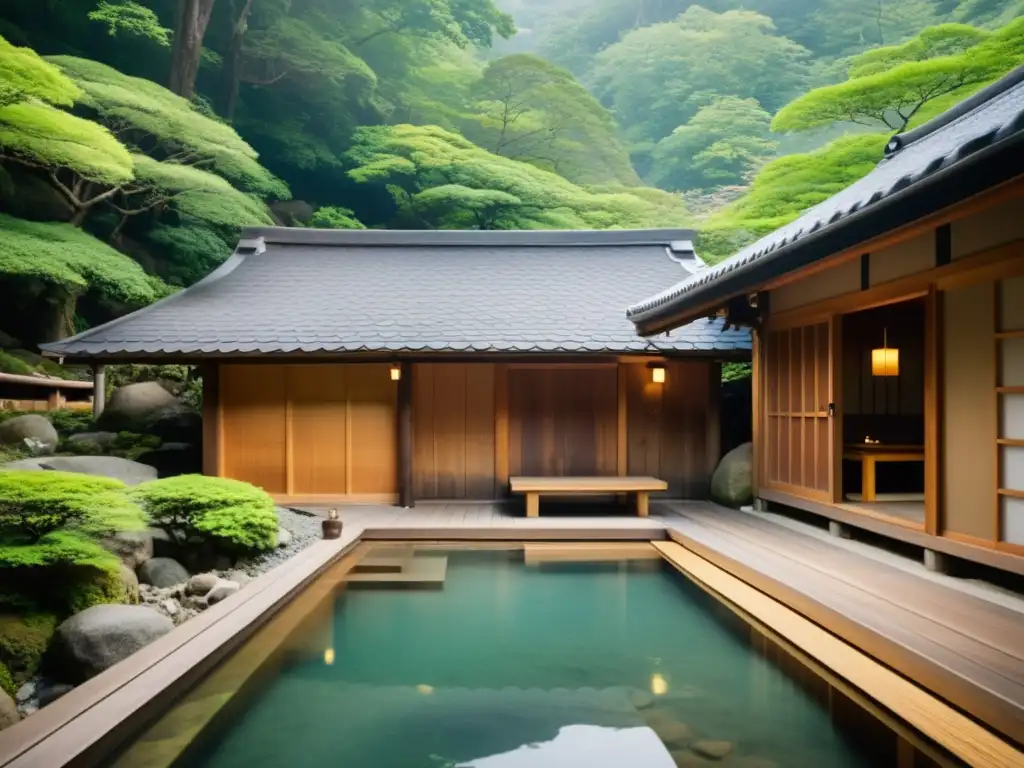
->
0, 214, 166, 308
651, 97, 777, 191
0, 34, 80, 107
722, 362, 752, 382
0, 611, 57, 685
0, 351, 34, 376
64, 565, 130, 613
0, 661, 13, 696
46, 409, 94, 436
145, 223, 234, 286
308, 206, 366, 229
0, 470, 145, 543
49, 55, 289, 199
772, 19, 1024, 132
346, 124, 688, 229
590, 7, 809, 143
132, 475, 279, 552
88, 2, 171, 47
466, 54, 639, 185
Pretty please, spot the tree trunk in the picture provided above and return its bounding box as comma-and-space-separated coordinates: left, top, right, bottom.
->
218, 0, 253, 119
42, 287, 78, 342
170, 0, 217, 99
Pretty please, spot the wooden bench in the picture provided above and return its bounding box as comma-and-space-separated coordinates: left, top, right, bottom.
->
509, 476, 669, 517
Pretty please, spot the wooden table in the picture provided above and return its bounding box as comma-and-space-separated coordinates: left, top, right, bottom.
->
842, 445, 925, 502
509, 476, 668, 517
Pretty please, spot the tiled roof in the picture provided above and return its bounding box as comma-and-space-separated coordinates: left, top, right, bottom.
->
43, 229, 751, 357
627, 65, 1024, 330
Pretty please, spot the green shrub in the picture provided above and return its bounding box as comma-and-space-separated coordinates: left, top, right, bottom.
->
60, 436, 104, 455
132, 475, 278, 552
0, 661, 14, 697
48, 409, 94, 436
0, 612, 57, 685
0, 471, 145, 615
0, 350, 34, 376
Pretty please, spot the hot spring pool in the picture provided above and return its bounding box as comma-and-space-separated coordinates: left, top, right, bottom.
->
114, 544, 961, 768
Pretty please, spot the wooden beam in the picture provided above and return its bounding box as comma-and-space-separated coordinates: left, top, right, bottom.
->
616, 364, 628, 476
494, 364, 509, 494
397, 361, 414, 508
925, 287, 941, 535
859, 253, 870, 290
706, 361, 722, 475
830, 317, 844, 504
91, 365, 105, 418
201, 363, 221, 477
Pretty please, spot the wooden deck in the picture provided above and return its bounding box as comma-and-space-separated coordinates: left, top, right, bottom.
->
304, 500, 1024, 748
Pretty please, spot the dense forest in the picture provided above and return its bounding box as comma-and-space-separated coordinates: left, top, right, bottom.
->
0, 0, 1022, 348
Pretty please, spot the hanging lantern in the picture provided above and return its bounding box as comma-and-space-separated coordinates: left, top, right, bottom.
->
871, 328, 899, 377
390, 363, 402, 381
648, 362, 666, 384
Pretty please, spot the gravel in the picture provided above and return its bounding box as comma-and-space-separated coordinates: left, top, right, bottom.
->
221, 507, 321, 579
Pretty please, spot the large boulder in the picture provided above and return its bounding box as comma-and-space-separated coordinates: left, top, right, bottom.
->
96, 382, 178, 433
52, 605, 174, 682
3, 456, 158, 485
136, 443, 201, 478
103, 531, 154, 570
269, 199, 315, 226
137, 558, 189, 588
146, 404, 202, 444
710, 442, 753, 508
0, 690, 17, 731
0, 415, 58, 455
67, 431, 119, 451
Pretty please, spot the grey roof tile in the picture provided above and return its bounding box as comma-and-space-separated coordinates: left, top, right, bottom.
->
627, 66, 1024, 325
44, 229, 750, 357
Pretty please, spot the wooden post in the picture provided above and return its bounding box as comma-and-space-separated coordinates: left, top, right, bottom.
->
525, 492, 539, 518
201, 364, 221, 477
92, 364, 106, 418
397, 361, 414, 508
636, 491, 649, 518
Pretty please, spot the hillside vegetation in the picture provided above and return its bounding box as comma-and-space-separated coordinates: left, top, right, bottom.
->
0, 1, 1022, 344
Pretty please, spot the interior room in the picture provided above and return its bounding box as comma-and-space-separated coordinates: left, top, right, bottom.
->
840, 299, 926, 526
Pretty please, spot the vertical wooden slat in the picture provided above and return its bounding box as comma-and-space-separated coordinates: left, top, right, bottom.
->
495, 363, 509, 492
706, 361, 722, 477
347, 364, 397, 495
397, 361, 414, 508
220, 364, 287, 493
464, 364, 496, 498
925, 287, 942, 534
617, 363, 628, 477
433, 364, 467, 497
412, 363, 436, 499
289, 365, 348, 495
285, 369, 294, 495
201, 363, 220, 477
830, 317, 844, 504
752, 331, 762, 496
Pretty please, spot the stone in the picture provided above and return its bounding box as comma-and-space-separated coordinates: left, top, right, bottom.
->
186, 573, 220, 597
710, 442, 753, 508
149, 527, 175, 558
136, 443, 201, 478
67, 431, 118, 450
104, 530, 154, 569
137, 557, 189, 588
205, 580, 240, 605
5, 455, 158, 485
643, 709, 694, 749
227, 571, 252, 587
629, 690, 656, 710
691, 741, 734, 760
52, 605, 174, 682
96, 382, 178, 433
270, 199, 315, 226
37, 682, 74, 707
146, 404, 202, 444
160, 599, 179, 617
0, 414, 58, 455
671, 752, 711, 767
120, 563, 141, 604
15, 681, 36, 704
0, 690, 18, 731
277, 527, 292, 548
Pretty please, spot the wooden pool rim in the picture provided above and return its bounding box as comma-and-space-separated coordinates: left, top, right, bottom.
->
0, 527, 1019, 768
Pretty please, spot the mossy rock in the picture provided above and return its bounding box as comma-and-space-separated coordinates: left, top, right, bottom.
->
0, 661, 14, 697
0, 612, 58, 686
64, 566, 132, 615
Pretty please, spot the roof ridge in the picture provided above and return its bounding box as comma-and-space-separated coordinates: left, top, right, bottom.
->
884, 64, 1024, 157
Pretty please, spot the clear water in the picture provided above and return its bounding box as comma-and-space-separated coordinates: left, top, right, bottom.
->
122, 546, 958, 768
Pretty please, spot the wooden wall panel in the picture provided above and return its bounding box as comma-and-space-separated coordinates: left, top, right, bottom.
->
942, 282, 997, 539
508, 367, 618, 477
346, 364, 397, 495
220, 364, 287, 493
288, 365, 348, 495
626, 361, 714, 497
412, 363, 496, 499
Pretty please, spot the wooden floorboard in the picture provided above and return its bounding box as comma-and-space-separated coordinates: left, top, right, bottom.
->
660, 503, 1024, 747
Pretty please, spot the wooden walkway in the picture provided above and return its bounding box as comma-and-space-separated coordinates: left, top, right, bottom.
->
308, 500, 1024, 747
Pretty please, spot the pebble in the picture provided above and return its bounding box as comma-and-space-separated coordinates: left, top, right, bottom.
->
15, 681, 36, 704
691, 740, 734, 760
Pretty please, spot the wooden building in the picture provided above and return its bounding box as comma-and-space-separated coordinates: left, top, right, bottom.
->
43, 230, 749, 506
628, 67, 1024, 574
